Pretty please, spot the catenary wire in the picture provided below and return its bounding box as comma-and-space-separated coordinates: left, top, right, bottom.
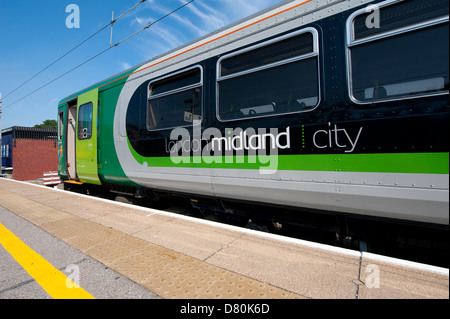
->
2, 0, 148, 101
3, 0, 195, 111
2, 0, 194, 111
113, 0, 194, 47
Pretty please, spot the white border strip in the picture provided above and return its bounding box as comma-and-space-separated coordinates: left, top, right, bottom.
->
362, 252, 449, 276
2, 178, 448, 276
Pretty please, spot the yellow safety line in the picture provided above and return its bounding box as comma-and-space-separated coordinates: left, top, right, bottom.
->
0, 222, 95, 299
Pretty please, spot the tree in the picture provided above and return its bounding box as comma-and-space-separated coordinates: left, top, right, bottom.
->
34, 119, 57, 130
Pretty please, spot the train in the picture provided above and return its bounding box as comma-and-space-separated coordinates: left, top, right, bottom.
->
57, 0, 449, 254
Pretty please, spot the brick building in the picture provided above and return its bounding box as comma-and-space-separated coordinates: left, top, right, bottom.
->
1, 126, 58, 181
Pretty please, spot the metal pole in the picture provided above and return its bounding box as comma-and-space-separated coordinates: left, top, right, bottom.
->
110, 11, 114, 48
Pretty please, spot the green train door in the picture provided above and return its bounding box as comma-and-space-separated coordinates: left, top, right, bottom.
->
76, 89, 101, 185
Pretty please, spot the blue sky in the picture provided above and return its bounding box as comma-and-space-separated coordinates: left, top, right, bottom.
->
0, 0, 285, 129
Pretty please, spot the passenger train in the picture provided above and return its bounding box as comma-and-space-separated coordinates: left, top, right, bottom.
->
57, 0, 449, 254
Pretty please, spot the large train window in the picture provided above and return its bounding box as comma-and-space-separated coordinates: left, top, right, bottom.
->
147, 66, 202, 131
347, 0, 449, 104
78, 102, 93, 140
217, 28, 320, 121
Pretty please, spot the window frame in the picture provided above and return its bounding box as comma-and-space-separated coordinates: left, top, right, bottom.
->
147, 65, 203, 132
346, 0, 449, 105
216, 27, 321, 122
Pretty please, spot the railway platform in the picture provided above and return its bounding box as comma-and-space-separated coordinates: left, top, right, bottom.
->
0, 178, 448, 299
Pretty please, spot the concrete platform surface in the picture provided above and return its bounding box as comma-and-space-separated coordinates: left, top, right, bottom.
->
0, 178, 448, 299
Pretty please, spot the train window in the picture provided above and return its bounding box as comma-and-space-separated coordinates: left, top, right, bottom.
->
217, 28, 320, 121
221, 32, 315, 77
347, 0, 449, 103
353, 0, 449, 41
78, 102, 93, 140
147, 67, 202, 131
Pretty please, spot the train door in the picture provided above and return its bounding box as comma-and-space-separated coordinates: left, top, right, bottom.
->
75, 88, 101, 185
66, 100, 78, 179
57, 107, 67, 178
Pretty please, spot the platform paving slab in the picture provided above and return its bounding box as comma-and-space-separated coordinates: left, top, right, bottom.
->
0, 178, 448, 299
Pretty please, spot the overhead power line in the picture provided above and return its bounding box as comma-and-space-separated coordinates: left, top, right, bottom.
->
2, 0, 148, 101
1, 24, 110, 101
3, 0, 195, 112
113, 0, 194, 47
3, 47, 114, 111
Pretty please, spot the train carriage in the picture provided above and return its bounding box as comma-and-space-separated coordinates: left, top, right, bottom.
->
57, 0, 449, 256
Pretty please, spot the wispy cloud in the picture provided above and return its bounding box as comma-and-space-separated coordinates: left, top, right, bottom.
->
181, 0, 227, 31
150, 24, 186, 49
132, 15, 153, 28
168, 11, 206, 37
127, 0, 283, 60
120, 61, 132, 70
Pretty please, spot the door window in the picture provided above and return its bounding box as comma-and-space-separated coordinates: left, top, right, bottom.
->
78, 102, 93, 140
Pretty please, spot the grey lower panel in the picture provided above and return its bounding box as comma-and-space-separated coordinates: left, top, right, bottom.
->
128, 169, 449, 226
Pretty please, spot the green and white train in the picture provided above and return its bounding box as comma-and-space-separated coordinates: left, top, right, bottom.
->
58, 0, 449, 244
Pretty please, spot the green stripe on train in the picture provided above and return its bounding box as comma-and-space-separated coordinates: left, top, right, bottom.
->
127, 140, 448, 174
